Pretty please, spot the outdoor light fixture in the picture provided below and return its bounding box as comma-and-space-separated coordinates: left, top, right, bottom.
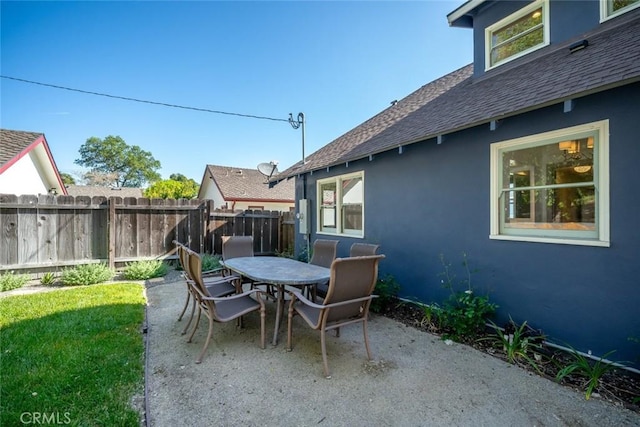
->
569, 39, 589, 53
289, 112, 307, 164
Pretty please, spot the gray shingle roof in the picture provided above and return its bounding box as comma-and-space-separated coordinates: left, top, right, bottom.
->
206, 165, 294, 201
0, 129, 44, 167
280, 11, 640, 178
65, 185, 144, 198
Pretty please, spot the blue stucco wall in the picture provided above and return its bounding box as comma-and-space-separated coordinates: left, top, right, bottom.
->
296, 82, 640, 367
471, 0, 600, 77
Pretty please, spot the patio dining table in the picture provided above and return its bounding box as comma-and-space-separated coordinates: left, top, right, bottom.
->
222, 256, 330, 345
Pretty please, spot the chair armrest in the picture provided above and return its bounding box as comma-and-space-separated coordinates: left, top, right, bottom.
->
202, 267, 225, 276
194, 287, 264, 302
289, 290, 376, 309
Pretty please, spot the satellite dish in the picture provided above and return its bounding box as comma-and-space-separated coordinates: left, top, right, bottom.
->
257, 161, 279, 181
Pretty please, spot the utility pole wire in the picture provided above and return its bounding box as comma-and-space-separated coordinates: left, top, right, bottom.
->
0, 75, 290, 123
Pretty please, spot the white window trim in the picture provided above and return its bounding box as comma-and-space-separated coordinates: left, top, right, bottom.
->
316, 171, 365, 238
489, 120, 610, 247
485, 0, 550, 71
600, 0, 640, 22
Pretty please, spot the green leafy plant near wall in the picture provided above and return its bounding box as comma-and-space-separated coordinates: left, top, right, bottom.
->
479, 317, 545, 373
122, 260, 168, 280
61, 263, 114, 286
0, 272, 30, 292
438, 253, 497, 342
370, 274, 400, 313
40, 272, 56, 285
555, 346, 620, 400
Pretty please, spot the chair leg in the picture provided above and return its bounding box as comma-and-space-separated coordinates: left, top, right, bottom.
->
362, 320, 373, 360
286, 303, 294, 351
181, 296, 197, 335
260, 306, 266, 349
335, 327, 340, 337
187, 307, 201, 343
196, 316, 214, 364
177, 285, 190, 321
320, 329, 331, 379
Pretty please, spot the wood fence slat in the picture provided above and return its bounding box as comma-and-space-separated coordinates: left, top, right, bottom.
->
38, 194, 58, 265
151, 198, 166, 255
74, 196, 92, 261
0, 194, 19, 266
117, 197, 137, 259
57, 196, 76, 261
164, 198, 177, 250
17, 195, 38, 265
92, 197, 108, 260
137, 197, 151, 258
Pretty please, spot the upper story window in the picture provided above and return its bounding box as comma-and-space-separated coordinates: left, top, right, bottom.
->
317, 171, 364, 237
490, 120, 610, 247
486, 0, 549, 70
601, 0, 640, 21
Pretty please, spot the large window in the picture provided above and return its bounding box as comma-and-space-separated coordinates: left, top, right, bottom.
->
490, 121, 610, 246
485, 0, 548, 69
317, 172, 364, 237
601, 0, 640, 21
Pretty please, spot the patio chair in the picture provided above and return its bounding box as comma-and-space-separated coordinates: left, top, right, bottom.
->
308, 239, 339, 300
222, 235, 274, 299
184, 247, 266, 363
173, 240, 238, 335
286, 254, 385, 378
349, 243, 380, 257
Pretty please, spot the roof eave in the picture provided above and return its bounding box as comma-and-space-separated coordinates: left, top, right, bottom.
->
447, 0, 487, 28
285, 77, 640, 178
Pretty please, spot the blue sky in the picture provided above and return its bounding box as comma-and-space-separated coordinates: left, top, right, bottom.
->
1, 0, 472, 184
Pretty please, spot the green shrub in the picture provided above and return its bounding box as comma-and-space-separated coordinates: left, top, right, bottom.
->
371, 274, 400, 313
61, 263, 114, 286
0, 272, 30, 292
438, 253, 497, 342
40, 272, 56, 285
122, 259, 168, 280
201, 253, 222, 272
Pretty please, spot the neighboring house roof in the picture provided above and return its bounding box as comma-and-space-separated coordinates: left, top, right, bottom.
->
0, 128, 67, 195
202, 165, 294, 202
279, 10, 640, 179
65, 185, 144, 198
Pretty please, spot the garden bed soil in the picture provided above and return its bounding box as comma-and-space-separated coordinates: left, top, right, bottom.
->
378, 299, 640, 412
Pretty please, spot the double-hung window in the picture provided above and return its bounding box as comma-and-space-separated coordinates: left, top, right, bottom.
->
601, 0, 640, 21
485, 0, 549, 69
317, 171, 364, 237
490, 120, 610, 247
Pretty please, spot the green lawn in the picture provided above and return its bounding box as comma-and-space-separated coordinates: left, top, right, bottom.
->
1, 284, 146, 426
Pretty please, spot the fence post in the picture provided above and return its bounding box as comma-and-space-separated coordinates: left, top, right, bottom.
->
108, 198, 116, 269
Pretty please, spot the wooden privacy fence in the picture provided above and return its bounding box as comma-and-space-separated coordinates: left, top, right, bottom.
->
0, 194, 295, 273
207, 209, 295, 256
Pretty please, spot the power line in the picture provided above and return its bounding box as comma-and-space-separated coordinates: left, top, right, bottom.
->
0, 75, 290, 123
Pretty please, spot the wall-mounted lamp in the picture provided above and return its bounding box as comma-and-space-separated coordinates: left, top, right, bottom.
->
569, 39, 589, 53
